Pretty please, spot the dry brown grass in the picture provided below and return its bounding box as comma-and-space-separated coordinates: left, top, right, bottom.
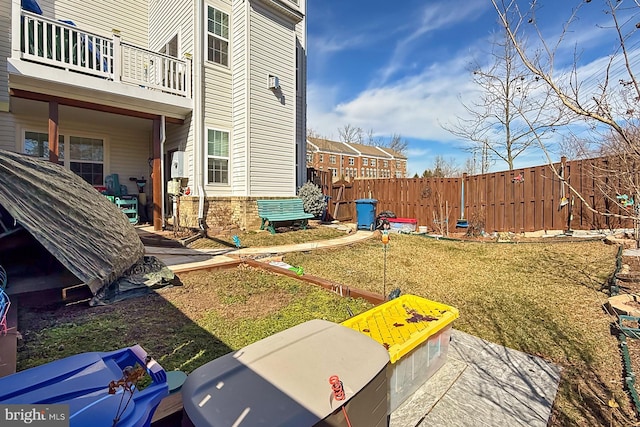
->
284, 234, 636, 426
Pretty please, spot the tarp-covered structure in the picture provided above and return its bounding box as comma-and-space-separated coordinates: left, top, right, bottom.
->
0, 149, 172, 304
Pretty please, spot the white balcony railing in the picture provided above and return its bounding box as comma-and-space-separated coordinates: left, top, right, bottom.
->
17, 10, 191, 98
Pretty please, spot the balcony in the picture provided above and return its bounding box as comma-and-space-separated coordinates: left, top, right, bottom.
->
9, 6, 192, 119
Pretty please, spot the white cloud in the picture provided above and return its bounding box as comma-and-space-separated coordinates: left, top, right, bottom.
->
375, 1, 490, 85
309, 52, 480, 143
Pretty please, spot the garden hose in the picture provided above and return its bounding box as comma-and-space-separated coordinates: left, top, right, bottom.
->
611, 245, 640, 416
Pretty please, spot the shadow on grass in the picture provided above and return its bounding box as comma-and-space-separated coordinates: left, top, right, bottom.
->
17, 289, 232, 375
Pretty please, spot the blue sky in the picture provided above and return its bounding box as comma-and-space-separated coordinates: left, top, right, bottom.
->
306, 0, 632, 176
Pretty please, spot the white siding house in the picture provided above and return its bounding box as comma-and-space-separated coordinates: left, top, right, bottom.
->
1, 0, 307, 230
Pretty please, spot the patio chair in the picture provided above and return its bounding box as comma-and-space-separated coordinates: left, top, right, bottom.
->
0, 288, 10, 336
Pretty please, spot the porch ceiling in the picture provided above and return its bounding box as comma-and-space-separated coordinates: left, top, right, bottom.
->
8, 58, 192, 121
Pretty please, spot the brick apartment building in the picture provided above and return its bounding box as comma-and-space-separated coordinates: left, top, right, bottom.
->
306, 137, 407, 182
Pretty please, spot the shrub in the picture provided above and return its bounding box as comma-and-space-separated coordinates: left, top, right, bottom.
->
297, 181, 326, 218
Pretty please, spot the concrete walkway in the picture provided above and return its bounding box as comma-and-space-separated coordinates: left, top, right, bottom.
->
144, 228, 374, 271
143, 227, 562, 426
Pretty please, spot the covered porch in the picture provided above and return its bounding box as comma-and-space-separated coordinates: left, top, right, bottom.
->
8, 0, 195, 230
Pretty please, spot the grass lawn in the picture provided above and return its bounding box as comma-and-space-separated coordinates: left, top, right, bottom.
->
15, 229, 636, 426
17, 265, 373, 373
284, 234, 634, 426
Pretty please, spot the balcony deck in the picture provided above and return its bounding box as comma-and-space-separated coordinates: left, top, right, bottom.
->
9, 6, 192, 119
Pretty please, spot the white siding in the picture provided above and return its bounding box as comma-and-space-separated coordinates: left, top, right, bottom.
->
294, 13, 306, 188
0, 0, 10, 109
0, 112, 16, 151
36, 0, 148, 47
202, 1, 233, 195
231, 0, 247, 195
166, 116, 194, 188
149, 0, 196, 189
247, 3, 296, 196
149, 0, 194, 56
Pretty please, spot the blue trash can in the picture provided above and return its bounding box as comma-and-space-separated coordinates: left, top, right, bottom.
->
355, 199, 377, 231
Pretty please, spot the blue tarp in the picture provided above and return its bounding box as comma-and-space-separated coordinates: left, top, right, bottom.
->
21, 0, 42, 15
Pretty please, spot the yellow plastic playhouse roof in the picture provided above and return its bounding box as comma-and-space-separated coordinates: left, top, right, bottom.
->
341, 294, 459, 363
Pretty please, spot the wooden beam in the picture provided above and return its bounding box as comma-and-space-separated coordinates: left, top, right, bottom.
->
10, 89, 184, 125
48, 101, 59, 163
152, 118, 162, 231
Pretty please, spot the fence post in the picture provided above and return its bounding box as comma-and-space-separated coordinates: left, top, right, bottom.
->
112, 31, 121, 82
184, 54, 192, 98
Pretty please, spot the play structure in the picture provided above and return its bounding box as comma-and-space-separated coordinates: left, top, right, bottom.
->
0, 345, 168, 427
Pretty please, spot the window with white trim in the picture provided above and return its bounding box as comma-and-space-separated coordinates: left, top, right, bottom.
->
306, 153, 313, 163
348, 157, 354, 166
69, 136, 105, 185
319, 154, 324, 162
207, 129, 229, 184
383, 160, 388, 168
207, 7, 229, 66
362, 158, 368, 166
329, 155, 336, 164
371, 159, 376, 167
24, 131, 104, 185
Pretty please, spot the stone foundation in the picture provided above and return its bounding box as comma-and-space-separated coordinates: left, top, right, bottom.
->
175, 196, 295, 234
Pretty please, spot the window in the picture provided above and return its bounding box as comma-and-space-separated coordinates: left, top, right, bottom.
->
24, 131, 64, 165
319, 154, 324, 162
306, 153, 313, 163
207, 129, 229, 184
383, 160, 388, 168
331, 168, 337, 177
371, 159, 376, 167
69, 136, 104, 185
207, 7, 229, 66
396, 160, 401, 168
329, 155, 336, 164
396, 171, 402, 178
349, 157, 354, 165
24, 131, 104, 185
362, 158, 368, 166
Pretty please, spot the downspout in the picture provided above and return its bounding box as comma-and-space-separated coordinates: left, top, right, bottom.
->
160, 115, 166, 229
195, 0, 205, 231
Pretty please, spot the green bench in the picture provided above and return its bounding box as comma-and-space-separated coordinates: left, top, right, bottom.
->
257, 199, 315, 234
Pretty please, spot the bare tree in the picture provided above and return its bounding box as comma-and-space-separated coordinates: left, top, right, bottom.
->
443, 20, 565, 171
463, 157, 477, 175
387, 133, 409, 155
491, 0, 640, 245
338, 124, 364, 144
421, 156, 461, 178
306, 127, 323, 139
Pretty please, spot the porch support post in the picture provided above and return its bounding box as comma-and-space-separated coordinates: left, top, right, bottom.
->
152, 117, 162, 230
48, 101, 59, 163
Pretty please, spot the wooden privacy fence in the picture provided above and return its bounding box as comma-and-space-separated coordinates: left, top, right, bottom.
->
310, 156, 636, 233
